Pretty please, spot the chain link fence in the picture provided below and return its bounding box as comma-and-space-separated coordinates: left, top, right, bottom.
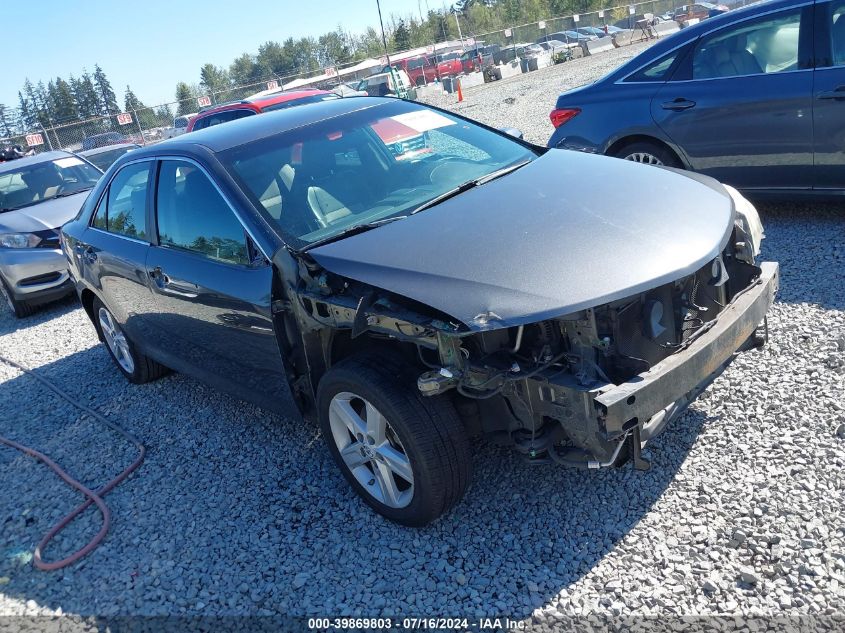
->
1, 0, 755, 156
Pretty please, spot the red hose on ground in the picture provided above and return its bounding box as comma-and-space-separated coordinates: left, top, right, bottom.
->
0, 353, 145, 571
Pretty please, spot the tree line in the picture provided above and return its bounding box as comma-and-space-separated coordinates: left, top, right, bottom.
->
0, 64, 175, 140
1, 0, 617, 136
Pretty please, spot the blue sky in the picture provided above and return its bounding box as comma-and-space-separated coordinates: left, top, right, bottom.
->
4, 0, 442, 110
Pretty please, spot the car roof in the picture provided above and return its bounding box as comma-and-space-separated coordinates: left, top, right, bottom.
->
194, 89, 331, 119
0, 150, 74, 174
135, 96, 391, 155
79, 143, 140, 156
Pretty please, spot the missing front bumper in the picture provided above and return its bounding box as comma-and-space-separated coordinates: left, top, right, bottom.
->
594, 262, 779, 440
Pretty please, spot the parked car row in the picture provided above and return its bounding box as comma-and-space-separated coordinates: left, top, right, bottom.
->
7, 0, 842, 527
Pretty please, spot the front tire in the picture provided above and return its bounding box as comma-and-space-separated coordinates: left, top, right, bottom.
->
613, 141, 681, 168
0, 276, 36, 318
317, 353, 471, 526
93, 297, 168, 384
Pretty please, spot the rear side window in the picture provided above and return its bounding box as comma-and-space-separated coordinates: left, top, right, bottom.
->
92, 162, 149, 240
155, 160, 249, 265
626, 51, 681, 82
193, 108, 255, 130
692, 9, 802, 79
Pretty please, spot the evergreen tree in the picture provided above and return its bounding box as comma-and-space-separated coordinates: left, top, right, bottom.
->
154, 104, 174, 126
93, 64, 118, 116
199, 64, 230, 95
72, 71, 102, 119
0, 105, 13, 138
229, 53, 261, 86
52, 77, 78, 122
317, 30, 351, 66
18, 91, 36, 130
33, 81, 52, 126
124, 85, 144, 112
175, 82, 195, 116
393, 18, 412, 51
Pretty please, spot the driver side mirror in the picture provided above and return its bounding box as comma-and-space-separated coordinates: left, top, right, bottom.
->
499, 127, 524, 140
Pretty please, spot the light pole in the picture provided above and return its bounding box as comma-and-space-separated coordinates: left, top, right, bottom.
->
375, 0, 401, 97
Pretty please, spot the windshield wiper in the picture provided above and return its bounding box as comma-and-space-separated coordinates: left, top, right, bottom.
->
409, 160, 531, 216
54, 187, 94, 198
302, 215, 408, 251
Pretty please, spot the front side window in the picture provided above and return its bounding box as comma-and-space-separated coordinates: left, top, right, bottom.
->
831, 1, 845, 66
92, 161, 149, 239
692, 9, 802, 79
155, 160, 249, 265
222, 100, 537, 250
0, 156, 101, 212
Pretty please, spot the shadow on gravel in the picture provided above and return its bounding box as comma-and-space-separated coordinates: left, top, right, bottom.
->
0, 292, 79, 334
0, 332, 710, 618
755, 202, 845, 311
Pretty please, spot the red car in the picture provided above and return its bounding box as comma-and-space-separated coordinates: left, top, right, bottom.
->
186, 89, 339, 133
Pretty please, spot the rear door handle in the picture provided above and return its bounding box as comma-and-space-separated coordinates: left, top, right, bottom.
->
817, 86, 845, 100
661, 98, 697, 111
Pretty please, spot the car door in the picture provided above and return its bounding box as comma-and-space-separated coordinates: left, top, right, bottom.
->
651, 2, 815, 191
813, 0, 845, 190
78, 159, 158, 348
144, 158, 287, 410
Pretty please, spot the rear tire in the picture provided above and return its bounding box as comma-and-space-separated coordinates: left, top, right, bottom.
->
317, 353, 471, 526
613, 141, 681, 168
92, 297, 168, 384
0, 276, 36, 318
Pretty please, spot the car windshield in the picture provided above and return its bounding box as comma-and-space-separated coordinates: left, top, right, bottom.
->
0, 156, 101, 212
222, 100, 537, 250
83, 146, 136, 171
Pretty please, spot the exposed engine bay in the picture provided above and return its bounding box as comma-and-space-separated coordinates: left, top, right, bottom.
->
273, 198, 776, 471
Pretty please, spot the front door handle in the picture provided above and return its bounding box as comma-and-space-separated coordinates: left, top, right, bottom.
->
817, 86, 845, 100
661, 98, 697, 111
148, 266, 199, 298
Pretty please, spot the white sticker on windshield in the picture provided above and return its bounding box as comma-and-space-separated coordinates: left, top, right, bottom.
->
54, 157, 85, 168
391, 110, 455, 133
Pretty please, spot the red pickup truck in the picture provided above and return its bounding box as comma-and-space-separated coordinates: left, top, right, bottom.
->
399, 56, 439, 86
434, 52, 463, 77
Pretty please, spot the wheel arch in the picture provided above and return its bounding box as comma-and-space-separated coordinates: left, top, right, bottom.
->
79, 287, 100, 336
605, 134, 688, 168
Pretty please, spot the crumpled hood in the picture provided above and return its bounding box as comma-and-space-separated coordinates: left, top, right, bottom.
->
0, 191, 90, 233
310, 150, 734, 330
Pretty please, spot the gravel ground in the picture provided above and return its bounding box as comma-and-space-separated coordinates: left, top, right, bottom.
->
1, 40, 844, 628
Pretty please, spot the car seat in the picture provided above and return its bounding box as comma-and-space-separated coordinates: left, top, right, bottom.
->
299, 142, 357, 228
714, 33, 763, 76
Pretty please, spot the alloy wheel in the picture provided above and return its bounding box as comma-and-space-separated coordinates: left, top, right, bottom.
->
624, 152, 664, 166
98, 307, 135, 374
328, 391, 414, 508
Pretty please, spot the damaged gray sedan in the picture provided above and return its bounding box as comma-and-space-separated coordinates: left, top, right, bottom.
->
61, 97, 778, 525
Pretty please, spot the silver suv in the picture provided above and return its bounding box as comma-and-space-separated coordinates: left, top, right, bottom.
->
0, 151, 101, 317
